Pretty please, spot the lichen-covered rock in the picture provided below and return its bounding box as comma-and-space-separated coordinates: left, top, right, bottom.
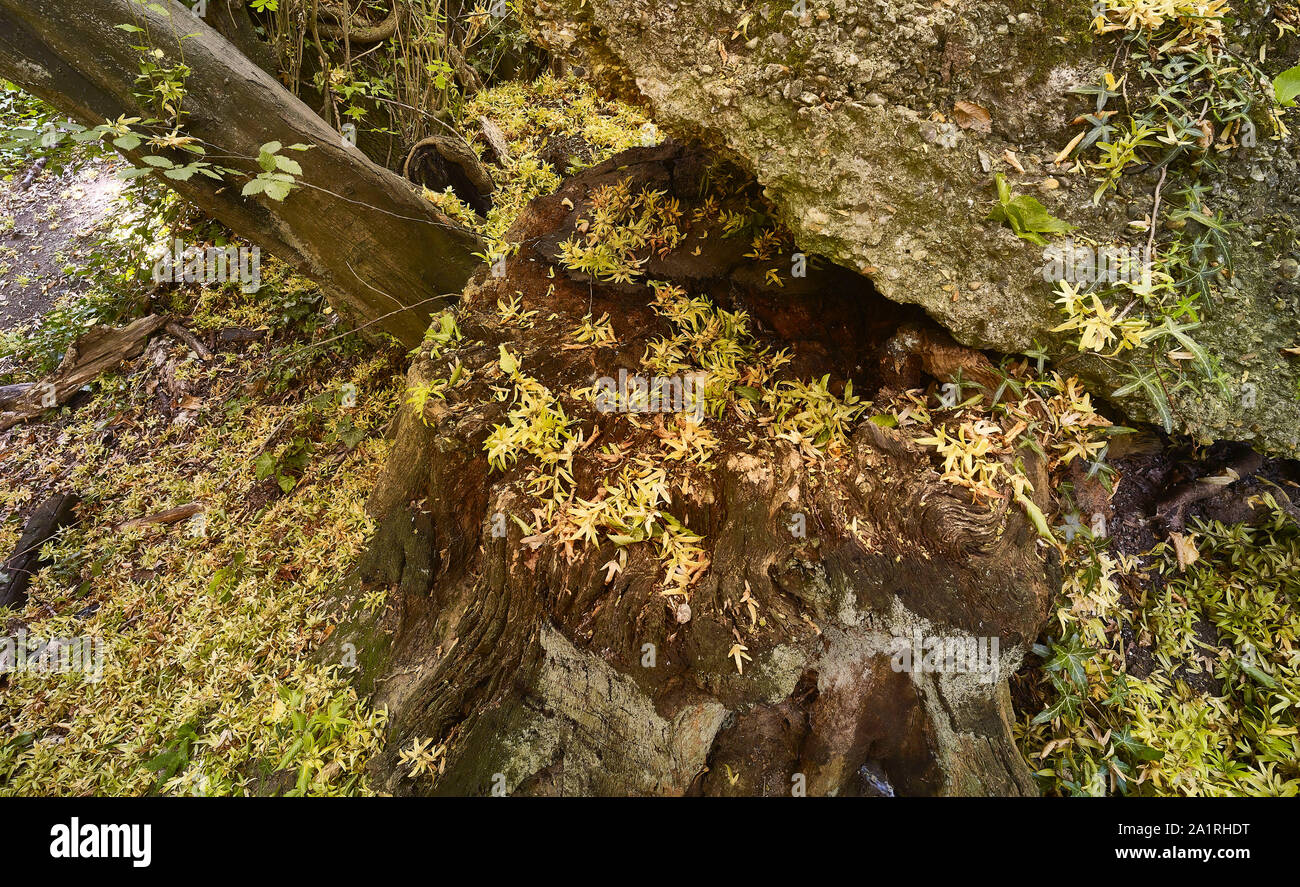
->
523, 0, 1300, 454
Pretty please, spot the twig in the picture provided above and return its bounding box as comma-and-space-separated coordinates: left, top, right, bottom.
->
164, 320, 213, 362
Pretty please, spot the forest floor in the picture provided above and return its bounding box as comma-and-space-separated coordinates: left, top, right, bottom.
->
0, 155, 122, 329
1, 75, 1298, 796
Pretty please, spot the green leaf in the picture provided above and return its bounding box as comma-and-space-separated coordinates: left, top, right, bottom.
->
113, 134, 141, 151
257, 150, 277, 172
144, 156, 175, 169
274, 155, 303, 175
1274, 65, 1300, 107
1241, 661, 1277, 688
498, 344, 519, 376
259, 140, 282, 155
253, 451, 275, 480
263, 179, 292, 201
988, 174, 1073, 245
241, 178, 266, 196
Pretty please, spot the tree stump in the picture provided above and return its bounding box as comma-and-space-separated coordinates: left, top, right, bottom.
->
328, 144, 1057, 796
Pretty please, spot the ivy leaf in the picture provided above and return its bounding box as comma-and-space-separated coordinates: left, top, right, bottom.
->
1041, 634, 1092, 690
253, 451, 276, 480
1112, 728, 1164, 762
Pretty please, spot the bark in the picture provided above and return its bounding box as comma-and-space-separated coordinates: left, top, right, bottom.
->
324, 144, 1056, 796
203, 0, 278, 75
0, 493, 79, 610
0, 0, 484, 346
117, 503, 206, 532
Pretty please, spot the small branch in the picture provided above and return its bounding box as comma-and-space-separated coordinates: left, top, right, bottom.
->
165, 320, 214, 362
1146, 165, 1167, 261
116, 502, 205, 532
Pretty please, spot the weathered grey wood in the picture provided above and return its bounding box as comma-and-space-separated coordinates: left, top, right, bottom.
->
0, 315, 167, 431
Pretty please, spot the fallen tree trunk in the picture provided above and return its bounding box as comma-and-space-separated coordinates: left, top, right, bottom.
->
324, 145, 1056, 796
0, 0, 484, 346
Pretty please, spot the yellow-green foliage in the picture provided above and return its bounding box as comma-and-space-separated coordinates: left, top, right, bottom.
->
443, 74, 654, 251
0, 272, 395, 796
557, 181, 685, 283
1018, 499, 1300, 796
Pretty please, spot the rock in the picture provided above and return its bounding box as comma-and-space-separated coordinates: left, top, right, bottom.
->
523, 0, 1300, 455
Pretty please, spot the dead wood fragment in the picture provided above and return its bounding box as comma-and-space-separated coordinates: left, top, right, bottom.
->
478, 116, 511, 165
17, 157, 47, 191
403, 134, 494, 215
0, 383, 33, 410
0, 492, 79, 610
317, 0, 399, 43
164, 320, 214, 362
116, 502, 204, 532
215, 327, 267, 346
0, 315, 167, 432
1156, 448, 1266, 531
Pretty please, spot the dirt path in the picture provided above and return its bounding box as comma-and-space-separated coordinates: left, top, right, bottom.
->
0, 154, 124, 330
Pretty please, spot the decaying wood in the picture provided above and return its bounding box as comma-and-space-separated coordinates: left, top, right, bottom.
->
403, 134, 495, 215
478, 116, 511, 166
1156, 447, 1267, 531
317, 0, 400, 44
17, 156, 46, 191
0, 315, 167, 431
0, 492, 79, 610
116, 502, 205, 532
325, 146, 1056, 797
0, 383, 34, 410
215, 327, 268, 346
